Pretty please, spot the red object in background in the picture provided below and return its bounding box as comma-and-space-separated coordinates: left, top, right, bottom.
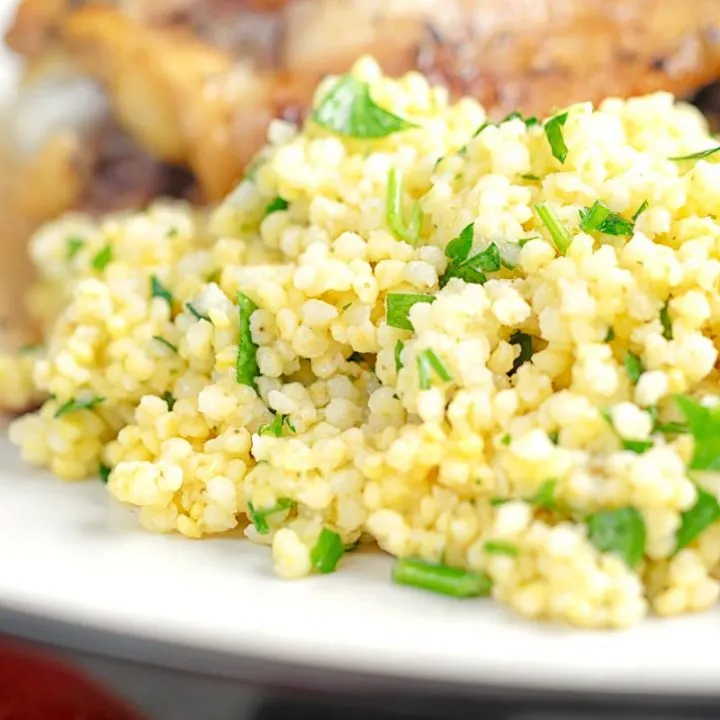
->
0, 638, 145, 720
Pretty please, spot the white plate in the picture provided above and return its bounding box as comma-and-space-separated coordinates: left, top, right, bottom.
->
1, 434, 719, 698
1, 6, 719, 700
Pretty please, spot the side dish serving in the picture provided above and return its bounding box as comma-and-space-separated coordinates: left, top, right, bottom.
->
4, 58, 720, 629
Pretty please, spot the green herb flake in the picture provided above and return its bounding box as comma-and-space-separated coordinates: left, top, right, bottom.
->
544, 111, 569, 164
99, 463, 111, 484
484, 540, 519, 557
386, 293, 435, 331
622, 439, 654, 454
660, 302, 673, 340
54, 396, 105, 418
91, 244, 113, 271
520, 173, 540, 182
161, 391, 176, 411
259, 413, 295, 438
386, 168, 423, 246
548, 430, 560, 445
632, 200, 649, 221
248, 498, 297, 535
586, 507, 646, 567
440, 223, 500, 288
534, 202, 572, 254
66, 236, 85, 261
150, 275, 174, 307
393, 558, 492, 598
517, 235, 539, 247
500, 433, 512, 446
509, 331, 533, 375
265, 197, 289, 216
605, 327, 615, 342
153, 336, 178, 354
394, 339, 404, 373
236, 292, 259, 388
676, 395, 720, 470
529, 479, 558, 510
416, 349, 452, 390
311, 528, 345, 574
669, 146, 720, 162
624, 351, 644, 384
490, 497, 510, 507
312, 75, 415, 138
676, 487, 720, 550
579, 200, 634, 236
186, 302, 210, 322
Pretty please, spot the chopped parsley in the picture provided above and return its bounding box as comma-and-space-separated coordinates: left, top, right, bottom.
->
265, 196, 289, 215
312, 75, 415, 138
393, 558, 492, 598
91, 244, 112, 271
517, 235, 539, 247
386, 168, 423, 246
484, 540, 518, 557
624, 352, 644, 384
150, 275, 174, 307
669, 146, 720, 161
54, 396, 105, 418
675, 395, 720, 470
440, 223, 500, 288
247, 498, 297, 535
489, 497, 509, 507
99, 463, 111, 484
416, 349, 452, 390
605, 327, 615, 342
676, 487, 720, 550
534, 202, 572, 254
529, 478, 558, 510
509, 331, 533, 375
236, 292, 259, 388
632, 200, 649, 221
660, 302, 673, 340
520, 173, 540, 182
186, 302, 210, 322
152, 335, 178, 354
311, 528, 345, 573
586, 507, 646, 568
544, 111, 569, 164
622, 439, 654, 454
548, 430, 560, 445
386, 293, 435, 331
66, 236, 85, 260
161, 391, 176, 411
394, 339, 404, 373
500, 433, 512, 446
259, 413, 296, 437
579, 201, 634, 236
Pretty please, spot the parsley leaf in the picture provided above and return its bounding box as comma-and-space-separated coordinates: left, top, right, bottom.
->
150, 275, 174, 307
161, 391, 176, 411
186, 302, 210, 322
394, 339, 404, 373
91, 244, 112, 271
669, 147, 720, 162
440, 223, 500, 288
386, 293, 435, 331
387, 168, 423, 246
509, 331, 533, 375
153, 335, 178, 354
99, 463, 111, 484
586, 507, 646, 567
529, 478, 557, 510
579, 200, 634, 236
676, 487, 720, 550
259, 413, 295, 437
534, 202, 572, 254
247, 498, 296, 535
311, 528, 345, 573
519, 173, 540, 182
660, 302, 673, 340
622, 439, 654, 454
236, 292, 259, 388
676, 395, 720, 470
605, 327, 615, 342
66, 236, 85, 260
416, 348, 452, 390
484, 540, 518, 557
54, 396, 105, 418
624, 352, 644, 384
312, 75, 415, 138
265, 197, 289, 215
544, 111, 569, 164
